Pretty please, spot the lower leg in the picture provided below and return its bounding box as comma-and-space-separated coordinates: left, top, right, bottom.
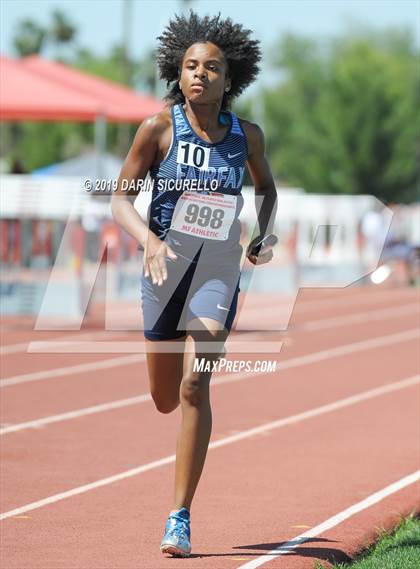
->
173, 375, 212, 511
172, 322, 227, 512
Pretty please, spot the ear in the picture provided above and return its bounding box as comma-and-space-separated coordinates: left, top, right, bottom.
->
225, 77, 231, 92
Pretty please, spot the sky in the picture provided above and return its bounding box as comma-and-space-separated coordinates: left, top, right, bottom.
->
1, 0, 419, 89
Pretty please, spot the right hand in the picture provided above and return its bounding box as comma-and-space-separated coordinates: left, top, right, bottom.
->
246, 235, 275, 266
143, 233, 177, 286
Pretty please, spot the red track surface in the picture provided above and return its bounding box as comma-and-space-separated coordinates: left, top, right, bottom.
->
1, 285, 419, 569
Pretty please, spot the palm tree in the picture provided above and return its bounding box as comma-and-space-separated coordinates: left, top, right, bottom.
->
50, 9, 76, 44
50, 9, 76, 59
13, 19, 46, 56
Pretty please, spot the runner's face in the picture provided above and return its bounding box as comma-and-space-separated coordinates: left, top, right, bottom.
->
179, 42, 230, 104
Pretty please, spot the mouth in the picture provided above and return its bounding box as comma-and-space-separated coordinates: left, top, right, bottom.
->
191, 83, 206, 91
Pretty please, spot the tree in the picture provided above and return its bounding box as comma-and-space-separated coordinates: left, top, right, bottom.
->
13, 10, 76, 59
50, 9, 76, 44
49, 9, 76, 59
13, 19, 46, 56
264, 29, 419, 202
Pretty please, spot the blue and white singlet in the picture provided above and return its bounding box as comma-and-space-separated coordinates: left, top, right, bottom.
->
147, 103, 248, 263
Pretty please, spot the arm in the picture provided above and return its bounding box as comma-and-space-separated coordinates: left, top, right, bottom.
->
242, 121, 278, 265
111, 113, 177, 285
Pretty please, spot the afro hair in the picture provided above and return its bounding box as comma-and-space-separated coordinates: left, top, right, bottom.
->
156, 11, 261, 109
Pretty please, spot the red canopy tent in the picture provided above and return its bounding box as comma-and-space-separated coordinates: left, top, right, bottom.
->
0, 54, 165, 176
0, 55, 101, 121
0, 54, 164, 122
0, 55, 165, 269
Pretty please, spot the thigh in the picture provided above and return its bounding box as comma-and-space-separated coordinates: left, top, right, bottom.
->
146, 337, 186, 396
141, 260, 193, 340
183, 317, 229, 378
187, 276, 240, 333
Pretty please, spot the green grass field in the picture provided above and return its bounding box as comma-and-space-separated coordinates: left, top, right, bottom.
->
316, 515, 420, 569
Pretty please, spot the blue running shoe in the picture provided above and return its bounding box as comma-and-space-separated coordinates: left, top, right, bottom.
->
160, 507, 191, 557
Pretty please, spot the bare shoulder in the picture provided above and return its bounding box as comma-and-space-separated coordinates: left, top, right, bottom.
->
149, 107, 172, 131
237, 118, 265, 156
135, 107, 172, 141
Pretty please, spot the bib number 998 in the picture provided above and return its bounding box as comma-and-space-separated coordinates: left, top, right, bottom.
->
184, 204, 225, 229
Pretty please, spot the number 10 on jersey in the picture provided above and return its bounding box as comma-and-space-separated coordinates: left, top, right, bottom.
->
177, 141, 210, 170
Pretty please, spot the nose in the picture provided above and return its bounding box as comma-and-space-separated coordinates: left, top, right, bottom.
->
194, 66, 207, 80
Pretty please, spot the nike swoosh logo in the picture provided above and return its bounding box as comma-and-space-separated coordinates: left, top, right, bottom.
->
227, 152, 241, 159
217, 304, 229, 311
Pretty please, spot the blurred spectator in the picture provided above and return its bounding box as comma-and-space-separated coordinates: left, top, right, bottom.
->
360, 203, 388, 269
11, 157, 26, 174
380, 204, 418, 286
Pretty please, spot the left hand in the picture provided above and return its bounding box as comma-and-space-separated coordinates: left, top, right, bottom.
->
246, 236, 274, 266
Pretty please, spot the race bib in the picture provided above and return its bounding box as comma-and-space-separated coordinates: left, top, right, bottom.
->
170, 191, 237, 241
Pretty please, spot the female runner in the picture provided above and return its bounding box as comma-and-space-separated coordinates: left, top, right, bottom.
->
111, 11, 277, 557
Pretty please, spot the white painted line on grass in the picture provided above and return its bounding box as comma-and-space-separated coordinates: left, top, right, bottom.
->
1, 374, 418, 521
237, 470, 420, 568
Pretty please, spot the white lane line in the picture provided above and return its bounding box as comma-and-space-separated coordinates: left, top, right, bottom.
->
0, 395, 153, 434
1, 374, 418, 521
240, 287, 418, 321
237, 470, 420, 568
2, 329, 419, 434
0, 334, 272, 388
274, 328, 419, 372
2, 295, 418, 388
2, 286, 414, 355
2, 329, 418, 432
0, 330, 125, 356
299, 302, 418, 331
26, 302, 419, 353
0, 354, 146, 388
298, 287, 416, 310
292, 286, 417, 312
26, 340, 282, 354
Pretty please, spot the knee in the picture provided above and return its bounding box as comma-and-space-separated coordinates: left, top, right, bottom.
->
151, 393, 179, 414
180, 374, 209, 407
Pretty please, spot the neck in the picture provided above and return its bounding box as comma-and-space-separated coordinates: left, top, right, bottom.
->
183, 100, 222, 131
